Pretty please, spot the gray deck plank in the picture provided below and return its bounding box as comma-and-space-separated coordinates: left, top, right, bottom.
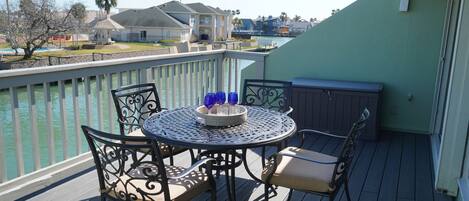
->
337, 141, 377, 201
415, 135, 434, 201
22, 133, 453, 201
377, 133, 404, 201
397, 134, 416, 201
359, 134, 391, 201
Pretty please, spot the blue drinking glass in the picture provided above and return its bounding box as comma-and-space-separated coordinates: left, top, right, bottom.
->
204, 93, 216, 109
216, 91, 226, 104
228, 92, 238, 105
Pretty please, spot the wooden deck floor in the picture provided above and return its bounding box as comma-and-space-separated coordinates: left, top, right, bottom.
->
21, 132, 453, 201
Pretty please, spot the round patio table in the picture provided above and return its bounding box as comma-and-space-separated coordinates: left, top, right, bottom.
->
142, 106, 297, 201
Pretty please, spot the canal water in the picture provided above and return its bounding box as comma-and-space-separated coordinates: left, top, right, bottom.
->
0, 36, 294, 180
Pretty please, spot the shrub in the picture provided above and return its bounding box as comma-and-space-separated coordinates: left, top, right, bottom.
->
158, 39, 179, 44
241, 39, 257, 42
68, 44, 81, 50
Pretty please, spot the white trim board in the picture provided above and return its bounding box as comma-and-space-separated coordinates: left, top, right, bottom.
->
436, 0, 469, 196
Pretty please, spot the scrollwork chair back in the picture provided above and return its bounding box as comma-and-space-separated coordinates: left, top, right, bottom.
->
111, 83, 162, 135
82, 126, 171, 201
329, 108, 370, 191
241, 79, 292, 113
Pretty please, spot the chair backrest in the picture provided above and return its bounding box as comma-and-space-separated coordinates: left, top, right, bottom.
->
82, 126, 171, 201
329, 108, 370, 191
241, 79, 292, 113
111, 83, 162, 135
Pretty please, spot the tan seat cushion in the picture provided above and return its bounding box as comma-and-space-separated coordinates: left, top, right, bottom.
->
261, 147, 337, 193
108, 165, 211, 201
127, 129, 187, 158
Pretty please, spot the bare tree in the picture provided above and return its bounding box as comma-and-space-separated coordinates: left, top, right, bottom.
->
2, 0, 20, 55
0, 0, 83, 59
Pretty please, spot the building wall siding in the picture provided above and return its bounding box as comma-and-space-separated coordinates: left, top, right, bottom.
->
243, 0, 447, 133
112, 27, 190, 42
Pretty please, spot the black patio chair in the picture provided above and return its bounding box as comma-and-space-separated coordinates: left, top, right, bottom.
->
241, 79, 293, 167
111, 83, 187, 165
241, 79, 293, 114
82, 126, 217, 201
261, 108, 370, 201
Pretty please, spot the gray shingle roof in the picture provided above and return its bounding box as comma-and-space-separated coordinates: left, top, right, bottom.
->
93, 16, 124, 30
185, 3, 217, 14
207, 6, 231, 16
111, 7, 189, 28
158, 1, 197, 14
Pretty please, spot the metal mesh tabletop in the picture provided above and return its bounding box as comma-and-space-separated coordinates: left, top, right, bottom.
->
143, 106, 296, 149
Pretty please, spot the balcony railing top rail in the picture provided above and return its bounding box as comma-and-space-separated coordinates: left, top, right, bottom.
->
0, 49, 268, 200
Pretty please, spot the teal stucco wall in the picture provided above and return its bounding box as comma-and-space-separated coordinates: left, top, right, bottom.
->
243, 0, 447, 133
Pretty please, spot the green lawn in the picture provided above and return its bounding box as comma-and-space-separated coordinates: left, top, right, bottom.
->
0, 43, 10, 48
37, 42, 167, 57
3, 42, 170, 62
241, 45, 261, 50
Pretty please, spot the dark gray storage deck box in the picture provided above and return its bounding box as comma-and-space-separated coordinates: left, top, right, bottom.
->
290, 78, 383, 140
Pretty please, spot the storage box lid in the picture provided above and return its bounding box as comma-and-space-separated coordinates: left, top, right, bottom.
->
291, 77, 383, 93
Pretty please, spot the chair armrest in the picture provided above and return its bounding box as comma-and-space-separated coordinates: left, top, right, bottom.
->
278, 152, 338, 165
284, 107, 294, 115
298, 129, 347, 139
167, 158, 216, 180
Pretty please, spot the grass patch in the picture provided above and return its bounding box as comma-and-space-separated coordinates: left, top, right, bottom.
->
240, 39, 257, 42
158, 39, 179, 44
38, 42, 165, 57
241, 45, 260, 50
0, 43, 10, 48
2, 42, 169, 62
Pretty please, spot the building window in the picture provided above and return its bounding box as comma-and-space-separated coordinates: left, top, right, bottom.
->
200, 16, 211, 25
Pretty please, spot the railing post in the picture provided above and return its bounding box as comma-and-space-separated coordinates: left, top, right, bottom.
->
10, 87, 24, 176
27, 84, 40, 171
216, 53, 224, 91
43, 82, 55, 165
0, 119, 6, 183
58, 80, 68, 160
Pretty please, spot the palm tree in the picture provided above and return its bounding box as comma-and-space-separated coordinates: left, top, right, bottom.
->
279, 12, 288, 22
293, 15, 301, 22
332, 9, 341, 15
95, 0, 117, 15
231, 9, 240, 16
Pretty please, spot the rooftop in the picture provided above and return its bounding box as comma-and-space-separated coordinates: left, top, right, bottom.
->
186, 3, 219, 15
158, 0, 198, 14
111, 6, 189, 28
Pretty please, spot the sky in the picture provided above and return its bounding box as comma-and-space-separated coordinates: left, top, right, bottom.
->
56, 0, 357, 20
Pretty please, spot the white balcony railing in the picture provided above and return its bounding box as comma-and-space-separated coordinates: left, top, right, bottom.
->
0, 49, 267, 200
